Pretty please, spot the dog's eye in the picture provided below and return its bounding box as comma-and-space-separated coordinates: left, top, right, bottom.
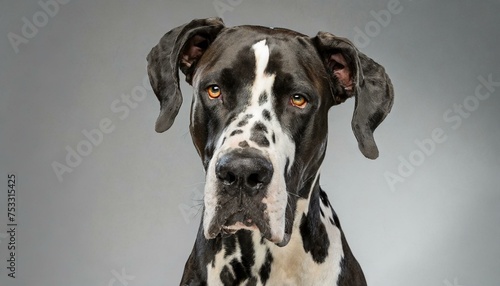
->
290, 94, 308, 108
207, 85, 221, 99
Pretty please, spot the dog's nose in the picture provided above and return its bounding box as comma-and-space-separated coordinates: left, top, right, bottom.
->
216, 149, 273, 196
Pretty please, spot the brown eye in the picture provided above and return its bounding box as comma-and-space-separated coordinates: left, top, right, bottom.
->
290, 94, 307, 108
207, 85, 221, 99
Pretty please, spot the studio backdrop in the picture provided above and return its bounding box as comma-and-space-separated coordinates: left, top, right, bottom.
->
1, 0, 499, 285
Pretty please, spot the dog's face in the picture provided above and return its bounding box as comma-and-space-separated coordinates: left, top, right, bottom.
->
190, 27, 333, 244
147, 18, 393, 246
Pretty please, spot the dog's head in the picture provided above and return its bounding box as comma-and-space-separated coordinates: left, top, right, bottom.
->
147, 18, 393, 246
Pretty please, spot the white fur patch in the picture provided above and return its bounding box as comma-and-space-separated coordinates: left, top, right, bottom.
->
264, 187, 344, 285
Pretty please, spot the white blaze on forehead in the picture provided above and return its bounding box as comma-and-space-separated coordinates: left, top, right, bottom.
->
250, 39, 294, 242
253, 40, 269, 74
251, 40, 276, 106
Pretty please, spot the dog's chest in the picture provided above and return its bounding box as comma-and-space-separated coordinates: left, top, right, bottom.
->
206, 198, 344, 286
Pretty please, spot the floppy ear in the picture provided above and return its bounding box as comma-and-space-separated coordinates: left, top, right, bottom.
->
313, 31, 394, 159
147, 18, 225, 133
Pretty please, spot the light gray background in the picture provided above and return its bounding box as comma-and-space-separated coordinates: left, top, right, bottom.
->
1, 0, 499, 285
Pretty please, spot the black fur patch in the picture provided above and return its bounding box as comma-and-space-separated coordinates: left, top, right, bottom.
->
239, 141, 249, 148
237, 114, 254, 127
299, 213, 330, 263
336, 243, 367, 285
237, 231, 255, 275
250, 122, 270, 147
220, 265, 234, 284
320, 190, 340, 227
237, 119, 249, 127
246, 276, 258, 286
253, 122, 268, 133
230, 129, 243, 136
219, 258, 252, 285
319, 191, 330, 207
259, 92, 268, 105
264, 49, 283, 75
259, 248, 273, 284
224, 236, 237, 258
250, 132, 269, 147
262, 109, 271, 121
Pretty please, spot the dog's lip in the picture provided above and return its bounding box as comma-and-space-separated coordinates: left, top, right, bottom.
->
222, 221, 259, 234
220, 220, 291, 246
222, 212, 258, 231
206, 218, 291, 247
205, 211, 273, 239
223, 212, 262, 233
274, 231, 291, 247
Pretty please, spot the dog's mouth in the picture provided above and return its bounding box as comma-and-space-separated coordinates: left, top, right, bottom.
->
221, 213, 259, 235
206, 210, 267, 237
205, 210, 290, 245
202, 143, 295, 246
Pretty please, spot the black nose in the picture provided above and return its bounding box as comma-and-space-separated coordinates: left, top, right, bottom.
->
216, 149, 273, 196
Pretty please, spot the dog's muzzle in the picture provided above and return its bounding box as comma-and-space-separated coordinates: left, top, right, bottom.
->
203, 146, 290, 244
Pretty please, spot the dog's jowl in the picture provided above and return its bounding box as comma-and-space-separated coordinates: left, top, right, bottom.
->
147, 18, 394, 286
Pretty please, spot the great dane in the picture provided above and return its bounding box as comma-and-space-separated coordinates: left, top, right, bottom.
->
147, 17, 393, 285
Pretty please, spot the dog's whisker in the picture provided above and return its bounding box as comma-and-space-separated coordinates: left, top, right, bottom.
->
287, 191, 301, 198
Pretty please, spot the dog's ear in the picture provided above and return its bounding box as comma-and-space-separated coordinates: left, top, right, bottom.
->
147, 18, 225, 133
313, 31, 394, 159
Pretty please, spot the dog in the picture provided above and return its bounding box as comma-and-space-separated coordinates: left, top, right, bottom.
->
147, 17, 393, 286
